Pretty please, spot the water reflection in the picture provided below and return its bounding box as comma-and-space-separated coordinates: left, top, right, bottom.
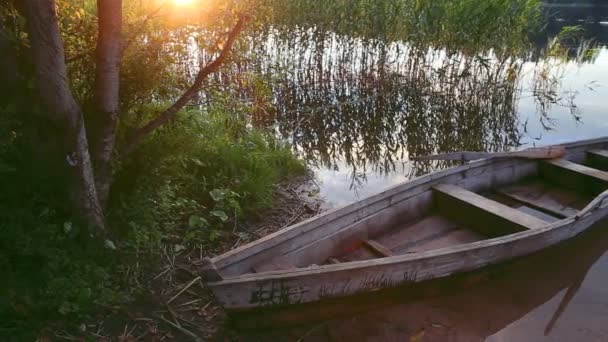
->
194, 6, 607, 205
215, 6, 608, 340
222, 28, 530, 198
238, 220, 608, 341
238, 28, 595, 203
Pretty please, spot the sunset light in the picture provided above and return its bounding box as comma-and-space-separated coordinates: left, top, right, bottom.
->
173, 0, 194, 6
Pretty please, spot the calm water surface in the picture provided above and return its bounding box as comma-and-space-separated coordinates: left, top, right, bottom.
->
304, 49, 608, 341
220, 8, 608, 341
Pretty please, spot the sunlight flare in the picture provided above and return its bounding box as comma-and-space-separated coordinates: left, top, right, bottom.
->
173, 0, 195, 6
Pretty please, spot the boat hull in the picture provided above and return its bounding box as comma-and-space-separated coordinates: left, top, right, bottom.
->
202, 137, 608, 311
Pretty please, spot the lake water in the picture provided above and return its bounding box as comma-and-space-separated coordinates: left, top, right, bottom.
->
232, 7, 608, 342
315, 46, 608, 206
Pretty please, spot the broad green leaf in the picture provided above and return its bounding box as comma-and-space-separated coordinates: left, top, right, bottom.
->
211, 210, 229, 222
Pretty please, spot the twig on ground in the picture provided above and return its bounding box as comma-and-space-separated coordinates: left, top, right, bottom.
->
157, 316, 203, 342
88, 331, 109, 339
282, 207, 305, 228
53, 331, 80, 341
289, 187, 303, 203
201, 301, 212, 312
232, 235, 243, 248
154, 266, 173, 280
176, 298, 202, 307
167, 277, 201, 304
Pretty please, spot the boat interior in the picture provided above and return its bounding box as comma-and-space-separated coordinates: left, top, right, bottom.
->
219, 148, 608, 277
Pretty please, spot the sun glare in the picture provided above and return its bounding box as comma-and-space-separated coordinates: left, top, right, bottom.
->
173, 0, 194, 6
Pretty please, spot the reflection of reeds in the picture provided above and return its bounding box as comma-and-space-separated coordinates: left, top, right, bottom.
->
216, 30, 524, 179
188, 26, 593, 186
175, 1, 597, 186
527, 28, 596, 131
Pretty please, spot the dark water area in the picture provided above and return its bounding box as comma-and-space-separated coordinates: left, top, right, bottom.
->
223, 6, 608, 342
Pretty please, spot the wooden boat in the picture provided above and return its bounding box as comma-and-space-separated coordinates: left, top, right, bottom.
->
199, 136, 608, 312
302, 219, 608, 341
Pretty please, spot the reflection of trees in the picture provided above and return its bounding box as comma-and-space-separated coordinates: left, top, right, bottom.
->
239, 30, 523, 179
193, 23, 589, 185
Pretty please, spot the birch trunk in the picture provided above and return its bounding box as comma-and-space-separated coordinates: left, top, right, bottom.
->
23, 0, 107, 236
92, 0, 122, 206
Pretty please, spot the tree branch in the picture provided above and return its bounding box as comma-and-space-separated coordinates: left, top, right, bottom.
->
121, 15, 248, 156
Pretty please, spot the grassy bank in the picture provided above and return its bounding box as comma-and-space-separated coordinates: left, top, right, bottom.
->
0, 104, 305, 340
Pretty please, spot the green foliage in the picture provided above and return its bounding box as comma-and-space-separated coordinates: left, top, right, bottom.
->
110, 106, 305, 247
0, 112, 127, 340
264, 0, 542, 55
0, 105, 304, 338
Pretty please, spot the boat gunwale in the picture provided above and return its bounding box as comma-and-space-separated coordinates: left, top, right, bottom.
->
210, 187, 608, 285
206, 136, 608, 278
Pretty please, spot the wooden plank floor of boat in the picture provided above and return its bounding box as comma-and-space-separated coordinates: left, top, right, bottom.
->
489, 178, 590, 220
333, 215, 486, 263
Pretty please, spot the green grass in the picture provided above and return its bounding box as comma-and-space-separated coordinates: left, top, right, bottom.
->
0, 104, 305, 340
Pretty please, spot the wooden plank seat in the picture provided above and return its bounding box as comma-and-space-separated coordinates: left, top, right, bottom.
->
541, 159, 608, 195
433, 184, 547, 237
587, 149, 608, 170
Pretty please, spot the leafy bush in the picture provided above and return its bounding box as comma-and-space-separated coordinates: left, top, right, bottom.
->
0, 104, 305, 339
110, 105, 305, 247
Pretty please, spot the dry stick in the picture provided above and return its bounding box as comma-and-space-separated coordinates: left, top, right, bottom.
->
153, 266, 172, 280
282, 207, 305, 229
232, 236, 243, 249
290, 187, 303, 203
167, 277, 201, 304
176, 298, 202, 307
200, 301, 212, 311
157, 316, 202, 342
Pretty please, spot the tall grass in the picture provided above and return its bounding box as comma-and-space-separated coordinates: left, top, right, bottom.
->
264, 0, 542, 55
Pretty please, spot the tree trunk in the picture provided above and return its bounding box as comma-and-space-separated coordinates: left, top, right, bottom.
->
0, 32, 21, 89
23, 0, 107, 237
92, 0, 122, 207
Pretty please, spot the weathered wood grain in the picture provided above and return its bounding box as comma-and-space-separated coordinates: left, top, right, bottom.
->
540, 159, 608, 195
363, 239, 394, 257
202, 137, 608, 310
434, 184, 546, 237
497, 180, 585, 219
209, 189, 608, 309
211, 158, 535, 276
253, 256, 296, 273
